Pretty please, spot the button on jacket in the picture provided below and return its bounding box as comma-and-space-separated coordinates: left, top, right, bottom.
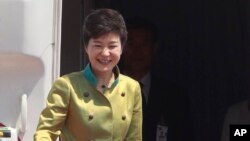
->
34, 65, 142, 141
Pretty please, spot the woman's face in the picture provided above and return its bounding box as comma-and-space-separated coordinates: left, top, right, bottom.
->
85, 32, 122, 75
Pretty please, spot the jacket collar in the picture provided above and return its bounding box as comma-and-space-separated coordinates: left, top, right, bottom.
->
83, 63, 120, 88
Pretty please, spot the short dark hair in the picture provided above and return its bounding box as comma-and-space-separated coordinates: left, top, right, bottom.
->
126, 17, 158, 43
83, 8, 127, 47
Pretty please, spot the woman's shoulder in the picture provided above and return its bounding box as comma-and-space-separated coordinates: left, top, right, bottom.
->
55, 71, 83, 82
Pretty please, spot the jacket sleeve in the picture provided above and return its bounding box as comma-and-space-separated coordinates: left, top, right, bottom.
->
34, 77, 70, 141
124, 82, 143, 141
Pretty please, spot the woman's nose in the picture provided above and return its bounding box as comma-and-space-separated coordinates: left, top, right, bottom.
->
101, 48, 110, 56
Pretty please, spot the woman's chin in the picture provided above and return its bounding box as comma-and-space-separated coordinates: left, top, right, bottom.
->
97, 67, 112, 73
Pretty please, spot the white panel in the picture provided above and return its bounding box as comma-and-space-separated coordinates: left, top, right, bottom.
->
0, 0, 24, 52
0, 0, 62, 140
0, 0, 54, 57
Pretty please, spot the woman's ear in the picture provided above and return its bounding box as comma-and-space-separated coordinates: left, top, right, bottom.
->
120, 48, 123, 55
84, 44, 88, 54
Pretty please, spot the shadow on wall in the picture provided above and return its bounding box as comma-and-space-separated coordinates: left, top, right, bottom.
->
0, 53, 44, 140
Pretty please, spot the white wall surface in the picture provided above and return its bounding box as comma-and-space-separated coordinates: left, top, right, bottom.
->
0, 0, 62, 140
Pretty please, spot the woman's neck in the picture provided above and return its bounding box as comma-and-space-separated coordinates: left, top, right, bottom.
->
95, 71, 115, 92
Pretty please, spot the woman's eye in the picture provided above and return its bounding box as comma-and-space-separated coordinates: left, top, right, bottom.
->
109, 45, 117, 49
94, 45, 102, 48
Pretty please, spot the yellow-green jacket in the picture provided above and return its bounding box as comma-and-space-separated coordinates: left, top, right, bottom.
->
34, 64, 142, 141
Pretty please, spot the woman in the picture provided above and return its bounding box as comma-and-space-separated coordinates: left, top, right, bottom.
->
34, 8, 142, 141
